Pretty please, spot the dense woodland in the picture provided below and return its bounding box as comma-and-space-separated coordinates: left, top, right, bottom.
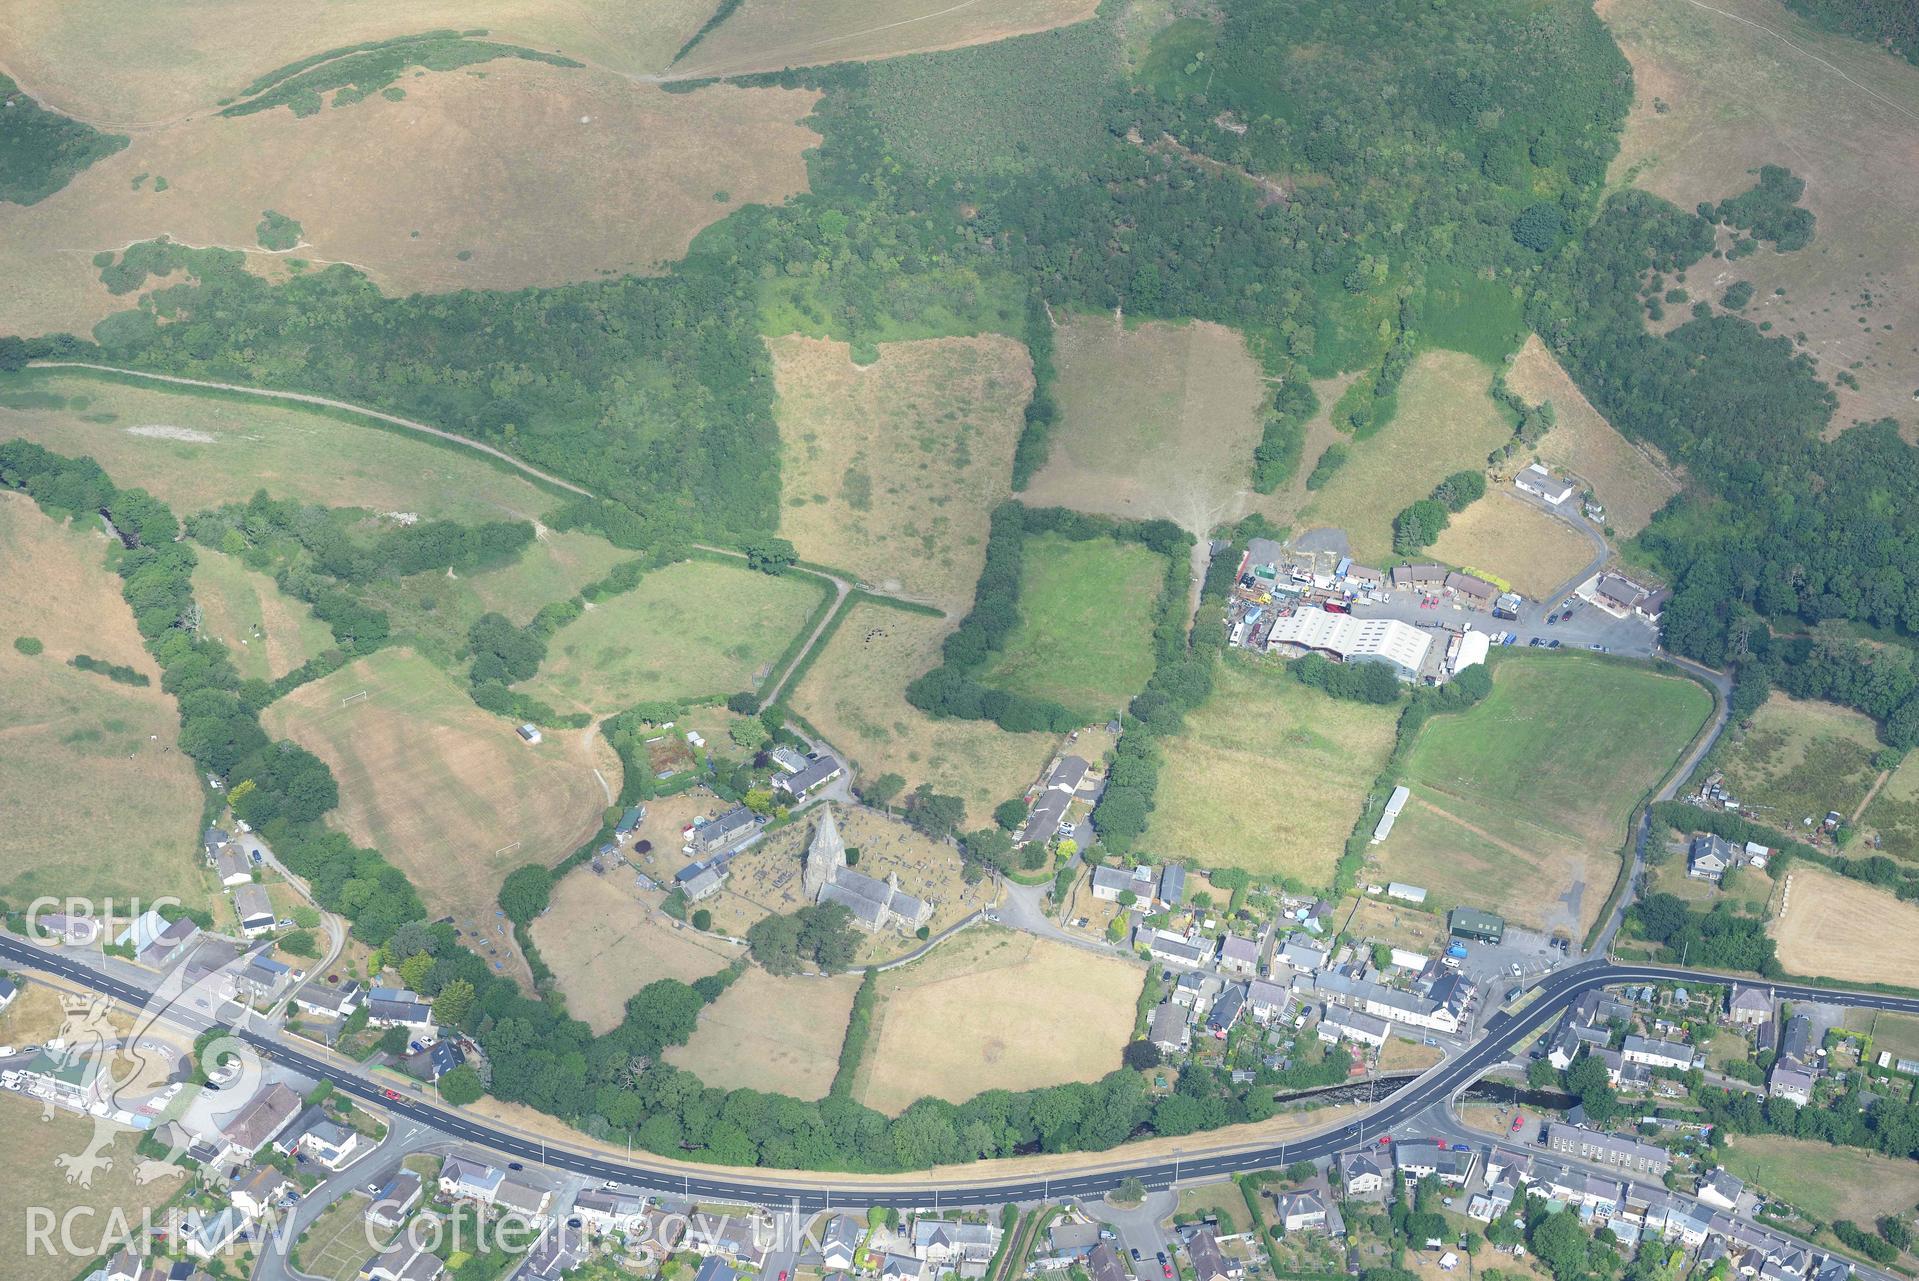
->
1782, 0, 1919, 64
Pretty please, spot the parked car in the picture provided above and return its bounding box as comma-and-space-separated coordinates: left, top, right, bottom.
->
382, 1088, 402, 1101
1132, 1249, 1143, 1261
1547, 639, 1562, 649
1512, 1113, 1526, 1132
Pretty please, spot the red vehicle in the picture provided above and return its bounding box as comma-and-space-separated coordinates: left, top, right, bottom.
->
1376, 1134, 1392, 1145
1163, 1266, 1173, 1278
1323, 599, 1350, 614
383, 1088, 402, 1101
1511, 1114, 1527, 1132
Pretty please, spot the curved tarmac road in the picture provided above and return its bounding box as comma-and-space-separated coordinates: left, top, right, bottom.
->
7, 935, 1914, 1209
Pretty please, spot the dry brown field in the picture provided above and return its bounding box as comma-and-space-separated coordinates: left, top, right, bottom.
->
854, 926, 1143, 1113
1599, 0, 1919, 435
262, 647, 616, 949
1425, 491, 1596, 599
664, 969, 861, 1100
192, 546, 334, 682
0, 373, 560, 522
773, 335, 1031, 610
0, 64, 818, 333
1772, 864, 1919, 987
1018, 317, 1273, 535
0, 493, 205, 906
1302, 352, 1514, 561
1716, 691, 1882, 830
670, 0, 1101, 80
532, 865, 741, 1033
788, 601, 1058, 825
0, 0, 715, 122
1508, 336, 1681, 536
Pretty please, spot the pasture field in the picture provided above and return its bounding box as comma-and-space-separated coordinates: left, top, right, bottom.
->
854, 927, 1142, 1113
522, 557, 828, 715
1716, 692, 1881, 830
1721, 1132, 1919, 1223
1143, 656, 1400, 883
192, 546, 333, 682
1864, 750, 1919, 861
1018, 317, 1273, 535
672, 0, 1101, 80
664, 969, 862, 1101
1396, 656, 1711, 933
772, 334, 1031, 610
1599, 0, 1919, 434
789, 601, 1058, 824
0, 494, 205, 906
0, 372, 560, 521
1846, 1009, 1919, 1063
1425, 492, 1596, 599
0, 1095, 191, 1281
532, 865, 740, 1033
0, 0, 717, 122
1509, 336, 1681, 537
981, 533, 1166, 722
262, 647, 616, 942
0, 63, 818, 322
1772, 864, 1919, 988
1302, 352, 1514, 561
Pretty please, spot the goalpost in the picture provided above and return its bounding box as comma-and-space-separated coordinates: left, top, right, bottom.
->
340, 689, 369, 707
495, 841, 523, 858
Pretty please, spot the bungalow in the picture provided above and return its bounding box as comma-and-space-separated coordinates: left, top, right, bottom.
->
1588, 572, 1657, 620
776, 753, 844, 803
229, 1165, 297, 1218
363, 1242, 447, 1281
439, 1155, 506, 1205
687, 1212, 774, 1268
1621, 1035, 1697, 1072
1186, 1231, 1239, 1281
33, 912, 100, 947
366, 1169, 425, 1230
879, 1255, 926, 1281
1445, 571, 1498, 606
1024, 791, 1074, 846
218, 1082, 302, 1163
294, 980, 362, 1020
1544, 1123, 1671, 1175
1149, 1001, 1192, 1055
1143, 929, 1210, 968
215, 848, 253, 888
366, 987, 435, 1031
232, 884, 276, 937
1385, 881, 1427, 906
615, 804, 648, 838
1340, 1151, 1388, 1196
1217, 934, 1261, 977
1727, 986, 1771, 1026
1047, 1222, 1101, 1260
182, 1207, 248, 1260
817, 1213, 864, 1270
1392, 1139, 1476, 1186
913, 1219, 1002, 1265
1390, 564, 1447, 591
1514, 462, 1576, 506
1688, 834, 1737, 883
573, 1189, 647, 1238
1318, 1004, 1389, 1050
1274, 939, 1329, 975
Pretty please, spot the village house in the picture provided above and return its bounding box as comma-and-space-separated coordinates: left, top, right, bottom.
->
572, 1189, 648, 1238
229, 1165, 297, 1218
817, 1213, 864, 1270
1207, 983, 1248, 1037
494, 1177, 553, 1225
1697, 1169, 1745, 1212
1621, 1035, 1697, 1072
1768, 1063, 1816, 1105
1445, 571, 1498, 607
1393, 1139, 1477, 1185
363, 1241, 448, 1281
1087, 1243, 1127, 1281
34, 912, 101, 947
1274, 938, 1329, 975
691, 805, 761, 857
1216, 934, 1261, 978
232, 884, 277, 938
1150, 1001, 1192, 1055
182, 1207, 248, 1260
1390, 564, 1447, 591
1143, 929, 1210, 968
1340, 1151, 1388, 1196
523, 1225, 589, 1281
366, 986, 435, 1031
238, 953, 292, 1003
1186, 1230, 1239, 1281
404, 1039, 466, 1083
775, 752, 843, 804
117, 908, 199, 968
294, 980, 362, 1020
1318, 1004, 1389, 1050
216, 1082, 302, 1164
1688, 834, 1738, 882
1091, 864, 1155, 904
214, 848, 252, 888
1246, 977, 1291, 1024
295, 1116, 360, 1169
1515, 462, 1577, 506
1273, 1190, 1334, 1233
366, 1169, 425, 1230
1299, 970, 1469, 1036
1545, 1123, 1672, 1175
913, 1218, 1002, 1266
0, 976, 15, 1014
438, 1155, 506, 1205
1727, 986, 1771, 1026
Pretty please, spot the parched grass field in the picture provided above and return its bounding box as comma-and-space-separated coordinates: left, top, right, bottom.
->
0, 63, 818, 325
1599, 0, 1919, 435
772, 334, 1031, 609
0, 372, 560, 522
0, 1094, 191, 1281
192, 547, 333, 682
982, 533, 1166, 722
263, 647, 616, 940
1509, 336, 1681, 537
1721, 1132, 1919, 1223
789, 602, 1057, 824
0, 494, 205, 906
1426, 492, 1596, 600
532, 865, 740, 1034
522, 557, 828, 715
1018, 317, 1273, 536
1392, 656, 1711, 932
295, 1191, 385, 1281
1302, 352, 1515, 561
1650, 846, 1775, 918
1864, 750, 1919, 861
1142, 657, 1399, 884
665, 969, 862, 1101
1717, 692, 1882, 830
854, 927, 1143, 1114
670, 0, 1101, 80
1772, 864, 1919, 988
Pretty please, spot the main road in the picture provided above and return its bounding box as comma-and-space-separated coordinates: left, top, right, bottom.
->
6, 934, 1915, 1210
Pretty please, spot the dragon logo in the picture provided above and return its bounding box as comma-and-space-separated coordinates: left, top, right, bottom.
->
40, 939, 271, 1189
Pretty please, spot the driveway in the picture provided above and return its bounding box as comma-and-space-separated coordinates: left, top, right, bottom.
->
1097, 1190, 1178, 1277
993, 873, 1124, 957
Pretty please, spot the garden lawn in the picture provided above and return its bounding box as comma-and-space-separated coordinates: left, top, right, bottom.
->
981, 532, 1165, 722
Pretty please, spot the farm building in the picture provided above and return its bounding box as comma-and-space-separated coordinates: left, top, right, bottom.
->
615, 805, 647, 837
1373, 785, 1412, 844
1264, 610, 1431, 681
775, 752, 843, 803
1385, 881, 1427, 905
1514, 462, 1576, 506
1448, 907, 1505, 944
515, 723, 543, 745
1449, 629, 1490, 674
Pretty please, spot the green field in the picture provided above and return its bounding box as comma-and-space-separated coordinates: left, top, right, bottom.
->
1718, 693, 1881, 831
1144, 656, 1400, 883
1385, 656, 1712, 932
1721, 1132, 1919, 1223
1846, 1009, 1919, 1064
0, 371, 563, 522
981, 533, 1166, 722
191, 547, 334, 682
1864, 751, 1919, 860
522, 557, 830, 715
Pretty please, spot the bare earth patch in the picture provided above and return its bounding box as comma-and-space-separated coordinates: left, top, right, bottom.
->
1598, 0, 1919, 434
671, 0, 1102, 80
533, 865, 740, 1033
773, 334, 1031, 610
1771, 863, 1919, 988
1019, 316, 1273, 535
1426, 491, 1596, 599
789, 601, 1058, 825
0, 492, 205, 906
0, 64, 818, 332
665, 969, 862, 1100
855, 926, 1143, 1114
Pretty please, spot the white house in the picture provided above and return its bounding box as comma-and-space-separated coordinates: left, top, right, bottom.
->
817, 1214, 864, 1271
1272, 1191, 1331, 1233
1515, 462, 1576, 506
1340, 1151, 1387, 1196
1318, 1004, 1389, 1050
182, 1207, 247, 1260
1621, 1035, 1697, 1071
913, 1219, 1002, 1266
573, 1189, 648, 1238
297, 1118, 360, 1169
230, 1165, 297, 1218
232, 884, 276, 937
438, 1154, 505, 1206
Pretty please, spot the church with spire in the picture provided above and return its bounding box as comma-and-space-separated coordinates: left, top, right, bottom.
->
803, 805, 934, 935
